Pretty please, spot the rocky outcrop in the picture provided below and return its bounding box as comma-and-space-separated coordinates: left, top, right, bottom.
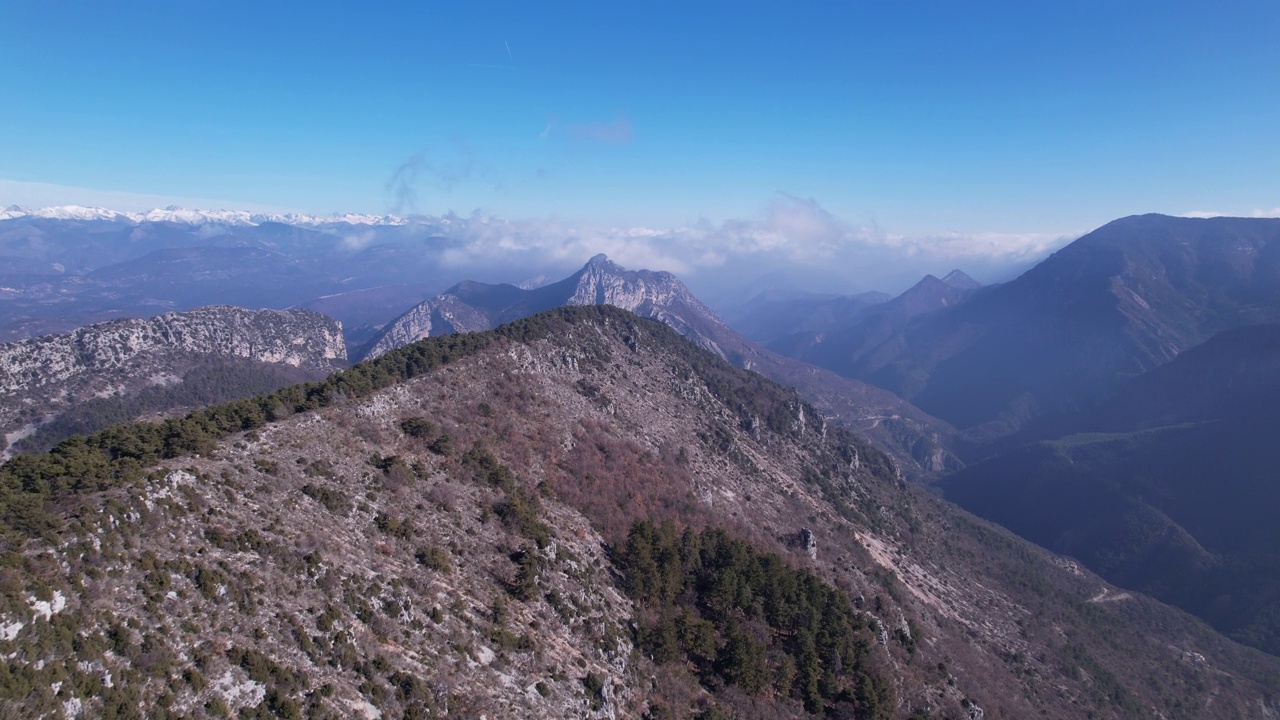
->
362, 254, 729, 361
360, 255, 961, 479
0, 306, 346, 450
0, 306, 345, 396
800, 527, 817, 559
360, 295, 492, 358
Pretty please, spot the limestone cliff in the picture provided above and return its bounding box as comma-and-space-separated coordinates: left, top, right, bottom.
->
362, 254, 728, 361
0, 306, 346, 453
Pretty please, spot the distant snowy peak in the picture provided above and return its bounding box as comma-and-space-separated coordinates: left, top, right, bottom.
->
2, 205, 130, 222
0, 205, 407, 227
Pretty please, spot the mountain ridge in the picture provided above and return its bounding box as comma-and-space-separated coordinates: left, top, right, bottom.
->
362, 255, 962, 476
0, 305, 1275, 718
0, 305, 346, 457
830, 213, 1280, 438
361, 253, 728, 361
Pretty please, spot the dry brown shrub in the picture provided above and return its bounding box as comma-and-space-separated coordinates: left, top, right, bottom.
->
425, 482, 459, 512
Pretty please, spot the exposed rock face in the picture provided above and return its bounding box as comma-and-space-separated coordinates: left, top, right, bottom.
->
0, 306, 344, 395
360, 255, 962, 479
357, 294, 492, 360
564, 254, 727, 354
800, 527, 818, 559
0, 306, 346, 452
362, 254, 728, 361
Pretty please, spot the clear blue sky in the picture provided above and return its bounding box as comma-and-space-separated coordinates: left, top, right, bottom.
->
2, 1, 1279, 235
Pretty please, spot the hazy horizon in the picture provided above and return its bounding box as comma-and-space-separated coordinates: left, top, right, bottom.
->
5, 3, 1280, 298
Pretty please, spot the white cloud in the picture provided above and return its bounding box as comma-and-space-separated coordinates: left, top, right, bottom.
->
416, 194, 1075, 294
340, 230, 378, 250
1, 180, 1075, 295
878, 230, 1074, 263
1182, 207, 1280, 219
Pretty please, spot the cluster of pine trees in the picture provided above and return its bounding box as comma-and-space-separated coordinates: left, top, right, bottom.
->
619, 519, 893, 718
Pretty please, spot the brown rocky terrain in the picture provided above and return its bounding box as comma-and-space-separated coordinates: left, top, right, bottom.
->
0, 307, 1275, 718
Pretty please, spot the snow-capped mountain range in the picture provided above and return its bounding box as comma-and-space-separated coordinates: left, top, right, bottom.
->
0, 204, 406, 227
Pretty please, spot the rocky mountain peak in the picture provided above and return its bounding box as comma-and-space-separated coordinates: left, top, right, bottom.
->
358, 258, 961, 479
942, 269, 981, 289
584, 252, 615, 268
566, 255, 696, 311
362, 255, 725, 361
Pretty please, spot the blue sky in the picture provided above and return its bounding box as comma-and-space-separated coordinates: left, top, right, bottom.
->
3, 1, 1279, 242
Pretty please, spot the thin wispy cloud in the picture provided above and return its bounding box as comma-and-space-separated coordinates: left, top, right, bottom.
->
383, 141, 503, 214
385, 155, 429, 214
539, 115, 633, 145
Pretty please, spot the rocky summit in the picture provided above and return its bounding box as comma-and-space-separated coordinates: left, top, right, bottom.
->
362, 254, 729, 362
362, 255, 960, 479
0, 306, 1274, 719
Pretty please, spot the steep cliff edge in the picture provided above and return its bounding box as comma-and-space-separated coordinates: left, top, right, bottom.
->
0, 306, 346, 455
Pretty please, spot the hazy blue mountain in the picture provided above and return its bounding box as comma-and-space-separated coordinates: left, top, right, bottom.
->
941, 322, 1280, 655
722, 289, 891, 346
766, 272, 982, 381
940, 268, 982, 290
798, 214, 1280, 440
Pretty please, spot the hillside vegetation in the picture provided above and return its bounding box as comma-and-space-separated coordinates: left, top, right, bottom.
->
0, 306, 1276, 718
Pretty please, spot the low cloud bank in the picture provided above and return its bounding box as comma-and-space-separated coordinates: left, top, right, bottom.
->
422, 194, 1075, 300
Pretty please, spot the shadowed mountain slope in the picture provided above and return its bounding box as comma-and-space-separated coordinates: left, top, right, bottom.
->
868, 214, 1280, 439
0, 306, 1276, 718
747, 215, 1280, 443
941, 322, 1280, 656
